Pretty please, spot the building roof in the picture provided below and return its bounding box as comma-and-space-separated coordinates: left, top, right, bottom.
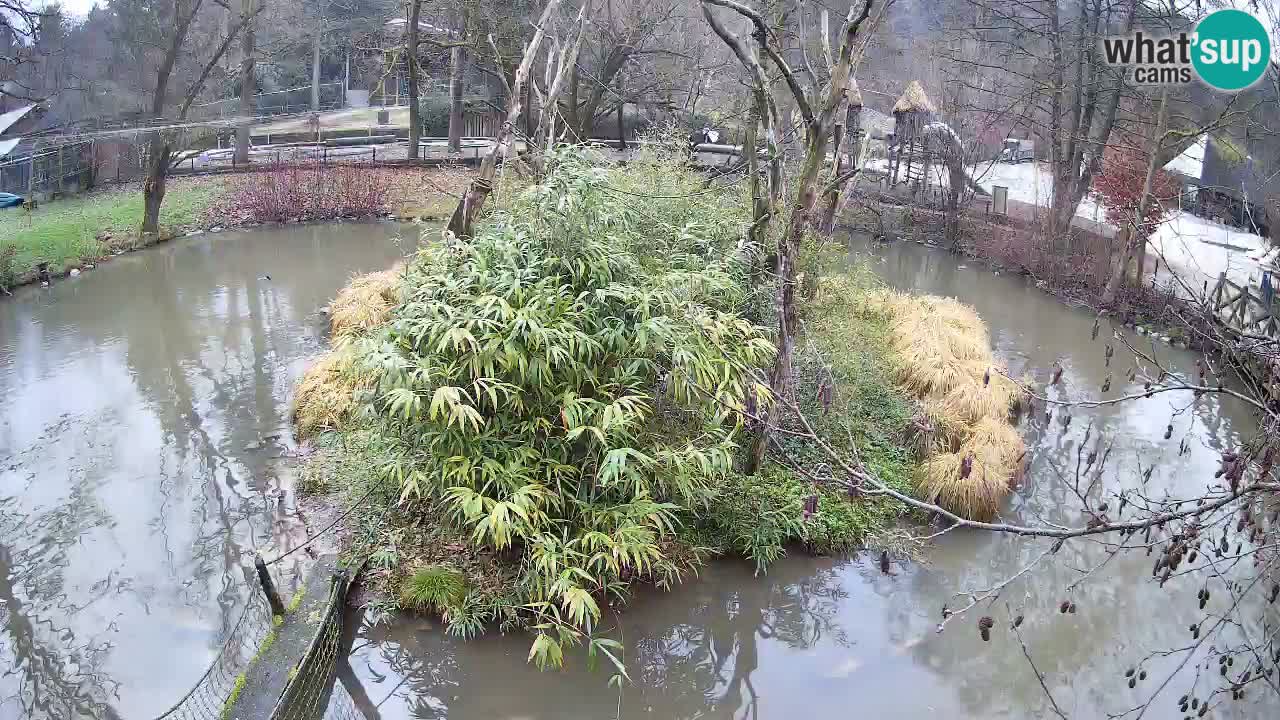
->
0, 138, 19, 159
0, 104, 37, 136
1163, 134, 1205, 181
892, 81, 935, 114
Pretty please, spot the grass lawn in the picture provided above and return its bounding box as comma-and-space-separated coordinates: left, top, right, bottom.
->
0, 177, 224, 285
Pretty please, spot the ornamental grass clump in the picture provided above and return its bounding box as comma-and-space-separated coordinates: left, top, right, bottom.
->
869, 290, 1025, 521
292, 343, 371, 436
329, 263, 405, 337
400, 564, 467, 616
353, 148, 771, 664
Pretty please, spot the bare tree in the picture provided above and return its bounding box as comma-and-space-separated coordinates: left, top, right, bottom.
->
446, 0, 565, 239
447, 6, 467, 153
700, 0, 876, 473
235, 0, 258, 164
528, 3, 589, 173
940, 0, 1138, 248
133, 0, 256, 234
406, 0, 423, 158
0, 0, 47, 106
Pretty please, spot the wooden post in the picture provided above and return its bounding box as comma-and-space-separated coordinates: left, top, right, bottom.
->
255, 553, 287, 616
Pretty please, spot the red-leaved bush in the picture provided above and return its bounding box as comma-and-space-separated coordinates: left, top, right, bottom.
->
222, 163, 393, 224
1093, 146, 1181, 235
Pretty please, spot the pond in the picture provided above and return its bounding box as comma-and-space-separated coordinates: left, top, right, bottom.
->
1, 225, 1274, 719
0, 221, 418, 719
345, 236, 1276, 719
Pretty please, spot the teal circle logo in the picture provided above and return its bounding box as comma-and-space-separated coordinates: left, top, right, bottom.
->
1193, 9, 1271, 91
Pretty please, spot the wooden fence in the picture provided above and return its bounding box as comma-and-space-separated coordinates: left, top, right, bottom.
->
1210, 272, 1280, 338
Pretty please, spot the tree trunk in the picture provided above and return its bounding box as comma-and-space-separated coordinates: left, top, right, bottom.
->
1101, 90, 1168, 306
734, 0, 870, 475
748, 119, 841, 473
446, 0, 563, 239
448, 42, 465, 153
946, 165, 964, 248
524, 74, 534, 142
818, 99, 847, 234
406, 0, 421, 160
743, 89, 762, 269
310, 21, 322, 111
142, 135, 171, 235
615, 73, 626, 150
234, 0, 256, 165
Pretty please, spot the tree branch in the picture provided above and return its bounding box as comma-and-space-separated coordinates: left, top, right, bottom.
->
701, 0, 814, 127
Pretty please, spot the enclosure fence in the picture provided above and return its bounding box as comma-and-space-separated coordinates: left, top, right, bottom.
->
0, 140, 95, 197
151, 587, 278, 720
192, 83, 346, 121
268, 569, 358, 720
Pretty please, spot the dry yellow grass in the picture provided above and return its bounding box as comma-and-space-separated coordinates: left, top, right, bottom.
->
294, 264, 406, 436
870, 289, 1025, 520
293, 346, 369, 437
892, 80, 937, 114
329, 263, 404, 336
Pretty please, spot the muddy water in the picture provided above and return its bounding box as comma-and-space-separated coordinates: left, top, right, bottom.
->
0, 222, 417, 719
349, 237, 1277, 719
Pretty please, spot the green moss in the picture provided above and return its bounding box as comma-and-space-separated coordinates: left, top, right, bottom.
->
1211, 134, 1246, 166
221, 673, 248, 720
218, 615, 281, 719
285, 588, 305, 614
255, 627, 278, 661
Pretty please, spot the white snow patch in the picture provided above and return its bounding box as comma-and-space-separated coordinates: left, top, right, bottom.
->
0, 104, 35, 135
1149, 212, 1270, 293
866, 157, 1273, 294
969, 162, 1108, 221
1164, 135, 1205, 180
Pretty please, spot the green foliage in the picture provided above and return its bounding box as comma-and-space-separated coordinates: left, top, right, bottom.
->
691, 267, 917, 572
693, 467, 896, 573
355, 148, 768, 663
400, 564, 467, 615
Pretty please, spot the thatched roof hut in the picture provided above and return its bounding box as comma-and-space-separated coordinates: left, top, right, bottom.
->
893, 81, 935, 115
891, 81, 935, 146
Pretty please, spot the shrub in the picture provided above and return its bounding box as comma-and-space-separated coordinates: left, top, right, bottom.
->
223, 163, 392, 223
354, 148, 769, 660
1093, 145, 1181, 232
400, 565, 467, 615
0, 243, 16, 292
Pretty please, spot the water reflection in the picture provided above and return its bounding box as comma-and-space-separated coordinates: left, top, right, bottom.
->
352, 558, 885, 720
0, 221, 415, 718
348, 236, 1276, 720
